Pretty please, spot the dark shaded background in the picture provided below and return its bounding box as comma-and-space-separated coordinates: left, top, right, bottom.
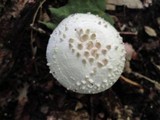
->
0, 0, 160, 120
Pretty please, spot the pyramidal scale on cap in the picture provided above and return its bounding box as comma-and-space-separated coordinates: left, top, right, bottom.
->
46, 13, 126, 94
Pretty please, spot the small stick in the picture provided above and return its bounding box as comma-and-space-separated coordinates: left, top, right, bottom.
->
30, 0, 46, 59
132, 71, 160, 87
120, 75, 142, 88
119, 31, 138, 36
30, 24, 47, 35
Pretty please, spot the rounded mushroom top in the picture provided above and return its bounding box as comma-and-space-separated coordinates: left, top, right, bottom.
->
46, 13, 126, 94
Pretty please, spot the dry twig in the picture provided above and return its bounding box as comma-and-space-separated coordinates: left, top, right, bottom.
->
119, 31, 138, 36
131, 71, 160, 90
30, 24, 47, 35
30, 0, 46, 59
120, 75, 142, 88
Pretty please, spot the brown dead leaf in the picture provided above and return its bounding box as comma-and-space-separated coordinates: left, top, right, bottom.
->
11, 0, 28, 18
40, 12, 50, 22
75, 102, 83, 111
106, 4, 116, 11
17, 83, 29, 105
15, 84, 29, 120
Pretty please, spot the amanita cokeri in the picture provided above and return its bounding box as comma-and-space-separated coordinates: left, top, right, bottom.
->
46, 13, 126, 94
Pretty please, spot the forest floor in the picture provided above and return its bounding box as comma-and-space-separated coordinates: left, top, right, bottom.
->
0, 0, 160, 120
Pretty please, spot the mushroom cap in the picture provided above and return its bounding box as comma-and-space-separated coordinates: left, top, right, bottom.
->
46, 13, 126, 94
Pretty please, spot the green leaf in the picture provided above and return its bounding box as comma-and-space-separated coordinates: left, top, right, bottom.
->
49, 7, 71, 22
44, 0, 114, 30
92, 0, 106, 10
39, 21, 56, 30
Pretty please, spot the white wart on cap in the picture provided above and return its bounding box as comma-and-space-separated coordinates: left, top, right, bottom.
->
46, 13, 126, 94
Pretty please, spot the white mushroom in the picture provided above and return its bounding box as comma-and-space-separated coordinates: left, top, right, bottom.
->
46, 13, 126, 94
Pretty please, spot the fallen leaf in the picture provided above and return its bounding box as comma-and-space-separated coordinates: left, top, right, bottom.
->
106, 4, 116, 11
107, 0, 143, 9
43, 0, 114, 30
17, 83, 29, 105
75, 102, 83, 111
144, 26, 157, 37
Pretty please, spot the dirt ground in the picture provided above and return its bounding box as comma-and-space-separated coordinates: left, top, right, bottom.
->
0, 0, 160, 120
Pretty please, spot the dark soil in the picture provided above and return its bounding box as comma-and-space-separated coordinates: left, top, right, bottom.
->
0, 0, 160, 120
